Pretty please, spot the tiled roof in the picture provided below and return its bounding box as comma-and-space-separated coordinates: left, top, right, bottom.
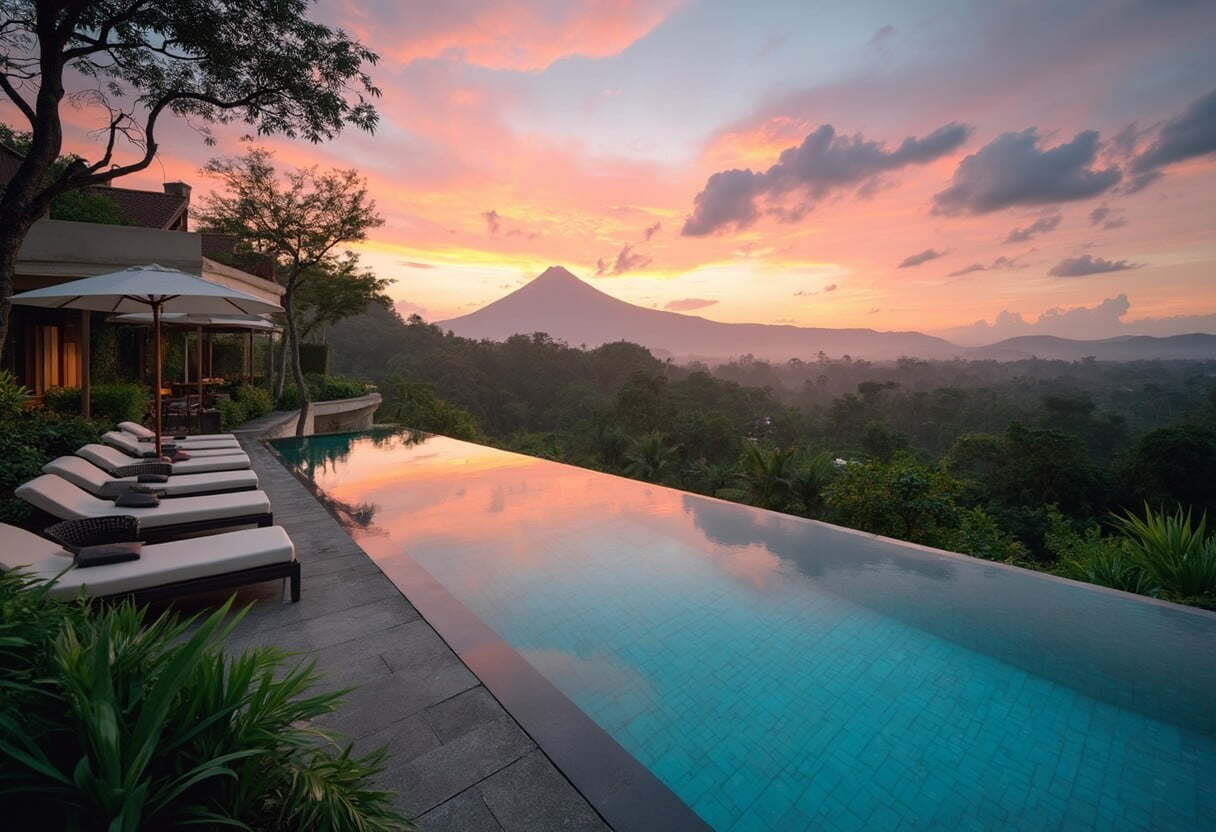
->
98, 185, 188, 230
0, 143, 187, 230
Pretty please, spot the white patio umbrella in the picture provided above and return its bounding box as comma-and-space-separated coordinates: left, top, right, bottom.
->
12, 264, 281, 455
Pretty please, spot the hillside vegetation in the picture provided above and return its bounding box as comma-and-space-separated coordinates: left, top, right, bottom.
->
330, 307, 1216, 607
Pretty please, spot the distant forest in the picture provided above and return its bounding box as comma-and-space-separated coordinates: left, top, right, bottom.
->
329, 305, 1216, 606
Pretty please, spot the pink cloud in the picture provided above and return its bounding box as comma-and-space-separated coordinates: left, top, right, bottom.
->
342, 0, 683, 71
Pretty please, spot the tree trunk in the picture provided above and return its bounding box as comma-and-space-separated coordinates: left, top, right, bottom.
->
283, 285, 311, 436
274, 333, 289, 399
0, 234, 18, 365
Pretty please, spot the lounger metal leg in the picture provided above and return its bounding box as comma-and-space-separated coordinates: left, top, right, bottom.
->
286, 561, 301, 603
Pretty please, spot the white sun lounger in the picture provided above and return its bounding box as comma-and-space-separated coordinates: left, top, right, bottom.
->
103, 430, 239, 456
16, 474, 272, 541
118, 421, 237, 443
43, 455, 259, 499
77, 443, 251, 475
0, 523, 299, 602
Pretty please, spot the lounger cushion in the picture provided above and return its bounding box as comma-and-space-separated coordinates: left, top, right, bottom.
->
114, 491, 160, 508
103, 432, 239, 457
118, 421, 236, 442
16, 474, 270, 530
75, 542, 142, 568
45, 456, 258, 498
77, 444, 251, 475
0, 524, 294, 599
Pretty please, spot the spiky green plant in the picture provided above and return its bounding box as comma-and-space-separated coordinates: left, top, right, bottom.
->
789, 451, 835, 518
720, 443, 798, 511
1109, 504, 1216, 604
0, 573, 415, 831
623, 431, 679, 484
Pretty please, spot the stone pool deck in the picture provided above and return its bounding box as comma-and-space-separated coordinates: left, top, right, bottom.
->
211, 431, 610, 831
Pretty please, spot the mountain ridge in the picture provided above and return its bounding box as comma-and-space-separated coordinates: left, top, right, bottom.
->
437, 266, 1216, 362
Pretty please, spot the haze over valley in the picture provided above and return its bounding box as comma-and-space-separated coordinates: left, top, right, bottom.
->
439, 267, 1216, 363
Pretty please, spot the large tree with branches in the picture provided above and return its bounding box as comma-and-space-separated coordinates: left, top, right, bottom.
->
0, 0, 380, 360
197, 148, 383, 435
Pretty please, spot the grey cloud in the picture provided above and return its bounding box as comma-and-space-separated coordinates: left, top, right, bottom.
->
897, 248, 947, 268
933, 129, 1120, 214
643, 221, 661, 241
481, 209, 500, 235
948, 255, 1022, 277
1049, 254, 1143, 277
1130, 87, 1216, 175
931, 295, 1135, 345
393, 299, 428, 320
683, 121, 971, 236
1004, 213, 1061, 243
793, 283, 837, 296
1124, 169, 1164, 193
399, 260, 436, 269
664, 298, 719, 312
596, 244, 651, 277
949, 263, 987, 277
1089, 205, 1126, 230
869, 24, 895, 51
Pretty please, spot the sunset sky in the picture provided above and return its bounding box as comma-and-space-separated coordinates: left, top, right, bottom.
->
25, 0, 1216, 343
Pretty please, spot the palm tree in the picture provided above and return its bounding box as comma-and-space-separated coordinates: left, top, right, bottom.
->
790, 450, 835, 518
623, 432, 678, 483
723, 443, 798, 510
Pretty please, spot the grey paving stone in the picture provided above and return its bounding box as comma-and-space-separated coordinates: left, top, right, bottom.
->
376, 717, 537, 817
416, 789, 506, 832
234, 571, 403, 633
379, 622, 466, 673
216, 434, 611, 830
225, 594, 418, 654
322, 650, 479, 739
424, 686, 514, 744
307, 620, 431, 675
310, 652, 392, 695
478, 750, 612, 832
353, 712, 442, 767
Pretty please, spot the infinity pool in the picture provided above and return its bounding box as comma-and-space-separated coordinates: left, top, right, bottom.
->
275, 429, 1216, 831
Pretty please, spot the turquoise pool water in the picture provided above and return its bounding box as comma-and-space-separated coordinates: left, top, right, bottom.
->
276, 429, 1216, 831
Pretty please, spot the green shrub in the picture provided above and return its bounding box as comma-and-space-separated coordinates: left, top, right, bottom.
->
311, 373, 368, 401
233, 385, 274, 419
1048, 506, 1161, 598
42, 383, 149, 424
942, 507, 1029, 564
1110, 505, 1216, 606
217, 397, 250, 430
0, 370, 31, 421
299, 342, 330, 375
278, 374, 369, 410
0, 576, 414, 830
0, 378, 100, 524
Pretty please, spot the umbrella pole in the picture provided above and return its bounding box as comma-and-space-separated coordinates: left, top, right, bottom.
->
197, 324, 204, 433
154, 302, 163, 457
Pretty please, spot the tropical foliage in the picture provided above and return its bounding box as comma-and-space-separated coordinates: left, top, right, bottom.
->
0, 371, 100, 524
327, 307, 1216, 608
0, 575, 414, 831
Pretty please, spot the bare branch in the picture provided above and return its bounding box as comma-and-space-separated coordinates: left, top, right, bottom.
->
0, 71, 35, 124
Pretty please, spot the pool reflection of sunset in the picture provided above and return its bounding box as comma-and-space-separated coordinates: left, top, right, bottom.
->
275, 429, 1216, 832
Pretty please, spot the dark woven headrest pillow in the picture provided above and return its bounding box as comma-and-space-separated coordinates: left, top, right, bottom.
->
45, 515, 140, 554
